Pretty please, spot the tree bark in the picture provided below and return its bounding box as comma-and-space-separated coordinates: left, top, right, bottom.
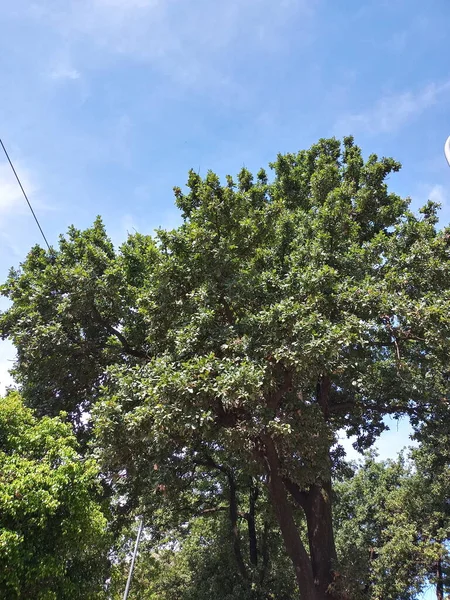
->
299, 375, 338, 596
262, 434, 319, 600
259, 520, 270, 586
304, 482, 337, 597
227, 468, 248, 580
437, 557, 444, 600
247, 477, 258, 566
285, 477, 338, 598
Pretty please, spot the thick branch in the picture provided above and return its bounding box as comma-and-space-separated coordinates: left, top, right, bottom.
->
266, 365, 293, 410
285, 476, 338, 596
228, 469, 248, 580
260, 434, 317, 599
193, 454, 230, 474
283, 477, 308, 510
317, 375, 331, 420
91, 305, 148, 359
259, 520, 270, 586
247, 477, 258, 566
105, 323, 148, 359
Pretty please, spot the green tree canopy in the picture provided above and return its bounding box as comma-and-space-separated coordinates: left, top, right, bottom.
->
2, 136, 450, 599
0, 392, 110, 599
334, 447, 450, 600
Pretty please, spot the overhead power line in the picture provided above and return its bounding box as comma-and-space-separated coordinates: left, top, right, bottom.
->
0, 138, 51, 251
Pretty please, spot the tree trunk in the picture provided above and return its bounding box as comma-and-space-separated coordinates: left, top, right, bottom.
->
304, 482, 337, 597
437, 557, 444, 600
247, 477, 258, 566
284, 477, 338, 598
301, 375, 338, 597
227, 469, 248, 580
262, 435, 320, 600
259, 520, 270, 586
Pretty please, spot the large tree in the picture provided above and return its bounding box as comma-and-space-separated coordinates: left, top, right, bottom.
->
0, 392, 110, 599
2, 137, 450, 599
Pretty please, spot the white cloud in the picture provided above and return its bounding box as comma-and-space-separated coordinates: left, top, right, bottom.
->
49, 66, 81, 80
0, 162, 36, 217
0, 159, 53, 252
335, 80, 450, 136
93, 0, 158, 8
413, 183, 448, 218
19, 0, 316, 100
427, 184, 447, 207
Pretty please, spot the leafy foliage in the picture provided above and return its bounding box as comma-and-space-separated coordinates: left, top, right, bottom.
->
2, 136, 450, 598
108, 514, 296, 600
0, 393, 110, 599
334, 451, 450, 600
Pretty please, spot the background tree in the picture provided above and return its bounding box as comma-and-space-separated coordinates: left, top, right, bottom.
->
0, 392, 110, 599
412, 407, 450, 600
2, 136, 450, 599
334, 450, 450, 600
107, 511, 297, 600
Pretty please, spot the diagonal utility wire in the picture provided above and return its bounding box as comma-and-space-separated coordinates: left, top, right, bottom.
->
0, 138, 51, 251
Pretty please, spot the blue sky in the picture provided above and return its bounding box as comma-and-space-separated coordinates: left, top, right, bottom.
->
0, 3, 449, 593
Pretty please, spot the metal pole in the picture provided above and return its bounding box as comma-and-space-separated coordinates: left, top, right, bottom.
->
122, 517, 144, 600
445, 136, 450, 167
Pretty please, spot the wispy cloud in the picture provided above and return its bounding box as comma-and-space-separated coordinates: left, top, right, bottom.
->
335, 80, 450, 135
18, 0, 316, 100
412, 183, 449, 225
49, 66, 81, 81
0, 160, 52, 236
94, 0, 157, 8
0, 162, 37, 218
427, 184, 447, 207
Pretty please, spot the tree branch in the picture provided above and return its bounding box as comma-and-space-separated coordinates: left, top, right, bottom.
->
283, 477, 308, 510
220, 295, 236, 325
317, 374, 331, 420
248, 477, 258, 566
195, 505, 228, 517
91, 305, 148, 359
266, 365, 293, 410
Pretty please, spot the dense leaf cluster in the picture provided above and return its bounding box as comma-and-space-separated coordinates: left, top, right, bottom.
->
0, 393, 109, 599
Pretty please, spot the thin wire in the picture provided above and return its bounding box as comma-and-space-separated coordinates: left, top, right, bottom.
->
0, 138, 51, 251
